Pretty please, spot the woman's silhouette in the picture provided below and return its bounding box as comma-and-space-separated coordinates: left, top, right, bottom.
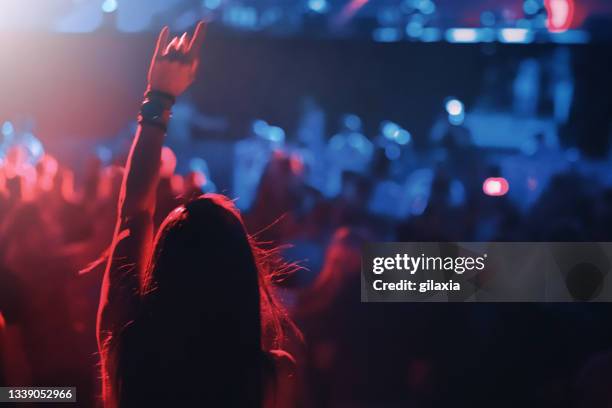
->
97, 22, 296, 408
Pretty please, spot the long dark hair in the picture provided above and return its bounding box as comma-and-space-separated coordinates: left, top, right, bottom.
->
112, 194, 295, 407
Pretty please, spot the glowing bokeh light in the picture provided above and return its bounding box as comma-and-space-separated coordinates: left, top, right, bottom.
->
483, 177, 509, 196
545, 0, 574, 33
101, 0, 118, 13
445, 99, 464, 116
308, 0, 329, 13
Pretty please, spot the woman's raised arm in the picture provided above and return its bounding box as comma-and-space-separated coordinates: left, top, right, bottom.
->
97, 23, 206, 343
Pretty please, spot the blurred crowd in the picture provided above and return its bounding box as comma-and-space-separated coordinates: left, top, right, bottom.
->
2, 120, 612, 407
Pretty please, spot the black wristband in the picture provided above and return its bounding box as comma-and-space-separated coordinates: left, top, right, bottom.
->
144, 89, 176, 106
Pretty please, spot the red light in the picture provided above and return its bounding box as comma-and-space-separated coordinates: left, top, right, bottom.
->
545, 0, 575, 33
483, 177, 509, 197
160, 146, 177, 178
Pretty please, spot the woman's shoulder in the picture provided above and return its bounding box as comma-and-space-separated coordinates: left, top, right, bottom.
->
267, 349, 296, 377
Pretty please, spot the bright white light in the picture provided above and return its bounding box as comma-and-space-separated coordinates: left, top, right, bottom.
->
483, 177, 509, 196
499, 28, 532, 43
446, 28, 479, 43
308, 0, 329, 13
101, 0, 118, 13
445, 99, 464, 116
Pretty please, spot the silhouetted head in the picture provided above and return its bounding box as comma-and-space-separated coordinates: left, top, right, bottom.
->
144, 194, 261, 339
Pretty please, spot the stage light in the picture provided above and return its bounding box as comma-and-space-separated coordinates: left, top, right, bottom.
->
499, 28, 533, 43
373, 27, 401, 42
445, 28, 479, 43
406, 21, 424, 38
545, 0, 574, 33
395, 129, 411, 145
445, 99, 463, 117
101, 0, 118, 13
483, 177, 509, 196
308, 0, 329, 13
203, 0, 222, 10
382, 121, 400, 140
266, 126, 285, 143
523, 0, 541, 15
252, 119, 269, 136
416, 0, 436, 15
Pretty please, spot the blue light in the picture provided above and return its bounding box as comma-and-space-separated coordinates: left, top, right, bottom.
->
2, 121, 14, 137
445, 98, 465, 125
252, 119, 269, 136
523, 0, 540, 15
101, 0, 118, 13
267, 126, 285, 143
395, 129, 411, 145
381, 121, 400, 140
308, 0, 329, 13
373, 27, 401, 42
445, 99, 464, 116
420, 27, 442, 42
342, 114, 362, 132
189, 157, 210, 174
405, 21, 424, 38
499, 28, 533, 43
446, 28, 480, 43
203, 0, 222, 10
385, 145, 401, 160
96, 146, 112, 164
480, 11, 496, 27
550, 30, 590, 44
418, 0, 436, 15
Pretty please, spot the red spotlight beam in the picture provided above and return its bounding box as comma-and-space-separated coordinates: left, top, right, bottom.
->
333, 0, 369, 28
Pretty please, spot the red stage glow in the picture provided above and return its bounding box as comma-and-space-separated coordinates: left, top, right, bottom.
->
483, 177, 509, 197
545, 0, 575, 32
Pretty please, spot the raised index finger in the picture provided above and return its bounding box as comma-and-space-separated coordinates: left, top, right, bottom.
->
154, 26, 170, 58
187, 21, 206, 59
